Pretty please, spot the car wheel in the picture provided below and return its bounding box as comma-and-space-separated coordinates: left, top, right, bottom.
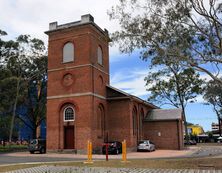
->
30, 151, 34, 154
40, 147, 46, 154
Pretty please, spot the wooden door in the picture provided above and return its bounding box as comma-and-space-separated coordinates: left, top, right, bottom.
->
64, 126, 74, 149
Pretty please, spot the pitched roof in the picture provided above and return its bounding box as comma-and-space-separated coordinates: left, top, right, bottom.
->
144, 108, 182, 121
106, 85, 158, 109
106, 85, 131, 98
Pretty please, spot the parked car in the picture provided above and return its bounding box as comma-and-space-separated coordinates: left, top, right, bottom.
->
184, 140, 197, 145
137, 140, 155, 152
28, 139, 46, 154
102, 141, 122, 154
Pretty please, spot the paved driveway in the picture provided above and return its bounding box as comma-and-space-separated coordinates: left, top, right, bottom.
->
0, 149, 191, 165
0, 146, 195, 163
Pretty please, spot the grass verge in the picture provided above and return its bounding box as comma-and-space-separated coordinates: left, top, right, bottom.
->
0, 145, 27, 153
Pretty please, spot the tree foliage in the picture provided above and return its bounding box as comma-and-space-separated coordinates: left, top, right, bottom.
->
146, 67, 203, 108
17, 55, 47, 139
146, 64, 203, 138
109, 0, 222, 83
0, 30, 47, 140
204, 80, 222, 135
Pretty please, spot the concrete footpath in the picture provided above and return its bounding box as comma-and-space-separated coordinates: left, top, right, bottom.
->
2, 146, 197, 160
5, 165, 222, 173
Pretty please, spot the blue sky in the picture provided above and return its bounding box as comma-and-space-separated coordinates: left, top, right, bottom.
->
110, 51, 218, 131
0, 0, 219, 131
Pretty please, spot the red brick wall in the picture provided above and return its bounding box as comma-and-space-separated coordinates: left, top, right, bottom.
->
47, 96, 94, 150
106, 99, 154, 149
107, 100, 131, 144
143, 120, 184, 150
47, 67, 92, 97
46, 23, 109, 152
47, 25, 109, 72
91, 97, 107, 150
46, 20, 184, 152
129, 101, 154, 148
178, 119, 184, 149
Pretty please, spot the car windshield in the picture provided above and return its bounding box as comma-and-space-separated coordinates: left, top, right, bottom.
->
139, 141, 148, 144
107, 141, 116, 144
30, 139, 38, 145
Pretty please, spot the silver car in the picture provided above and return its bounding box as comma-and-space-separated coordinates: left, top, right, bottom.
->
137, 140, 155, 152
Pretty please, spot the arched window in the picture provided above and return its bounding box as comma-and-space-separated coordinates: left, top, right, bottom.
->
63, 42, 74, 63
64, 106, 75, 121
97, 104, 105, 138
97, 46, 103, 65
139, 109, 144, 139
132, 107, 137, 136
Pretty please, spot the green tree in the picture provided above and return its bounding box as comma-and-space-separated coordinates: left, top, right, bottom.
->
0, 70, 19, 140
10, 35, 47, 140
16, 55, 47, 139
108, 0, 222, 83
0, 30, 20, 140
204, 80, 222, 136
146, 65, 203, 139
0, 30, 18, 66
0, 31, 47, 141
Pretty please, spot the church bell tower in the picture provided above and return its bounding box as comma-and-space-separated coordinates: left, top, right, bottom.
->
45, 14, 110, 152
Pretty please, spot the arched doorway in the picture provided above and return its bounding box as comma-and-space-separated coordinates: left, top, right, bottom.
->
63, 106, 75, 149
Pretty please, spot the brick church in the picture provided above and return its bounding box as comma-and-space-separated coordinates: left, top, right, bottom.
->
45, 14, 184, 153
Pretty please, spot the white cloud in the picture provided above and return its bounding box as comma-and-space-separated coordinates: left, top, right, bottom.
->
0, 0, 120, 45
193, 95, 205, 103
109, 45, 123, 62
110, 67, 216, 103
110, 68, 149, 97
199, 72, 222, 82
0, 0, 127, 62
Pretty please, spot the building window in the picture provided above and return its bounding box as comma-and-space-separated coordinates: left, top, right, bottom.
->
133, 107, 137, 136
63, 42, 74, 63
64, 107, 75, 121
97, 46, 103, 65
139, 109, 144, 139
97, 104, 105, 138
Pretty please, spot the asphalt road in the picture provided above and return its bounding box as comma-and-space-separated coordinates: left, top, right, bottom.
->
0, 155, 83, 165
191, 145, 222, 157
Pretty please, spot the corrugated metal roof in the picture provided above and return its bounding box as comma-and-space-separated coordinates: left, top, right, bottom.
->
145, 108, 182, 121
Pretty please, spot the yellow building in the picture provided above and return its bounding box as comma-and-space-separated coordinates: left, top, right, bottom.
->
187, 124, 204, 135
